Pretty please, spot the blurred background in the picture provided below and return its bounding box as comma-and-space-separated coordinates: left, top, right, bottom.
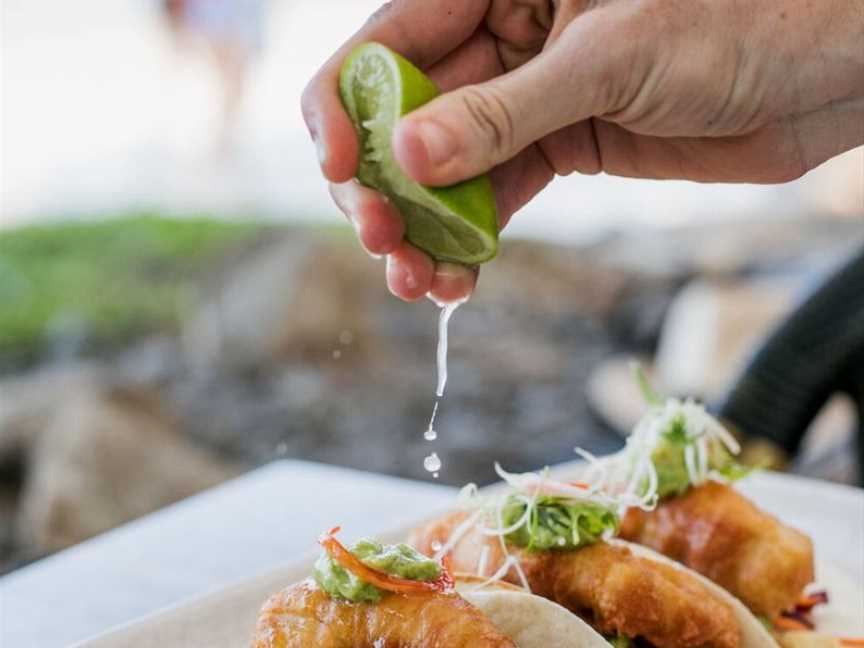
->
1, 0, 862, 575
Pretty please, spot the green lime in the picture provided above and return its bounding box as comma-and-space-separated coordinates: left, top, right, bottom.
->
339, 42, 499, 265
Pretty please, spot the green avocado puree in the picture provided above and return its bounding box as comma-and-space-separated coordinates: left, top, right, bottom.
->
314, 539, 441, 603
501, 495, 619, 552
649, 414, 745, 499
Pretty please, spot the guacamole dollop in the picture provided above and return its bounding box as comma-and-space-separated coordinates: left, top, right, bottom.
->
501, 495, 619, 552
649, 413, 744, 499
650, 413, 697, 498
631, 364, 750, 500
313, 539, 441, 603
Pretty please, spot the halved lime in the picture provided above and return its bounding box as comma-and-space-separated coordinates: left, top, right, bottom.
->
339, 42, 499, 265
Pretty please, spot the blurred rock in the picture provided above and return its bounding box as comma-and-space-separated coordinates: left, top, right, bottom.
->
168, 239, 637, 486
476, 241, 631, 317
654, 276, 797, 400
0, 363, 105, 460
183, 235, 383, 371
115, 336, 184, 385
16, 384, 237, 554
585, 354, 654, 436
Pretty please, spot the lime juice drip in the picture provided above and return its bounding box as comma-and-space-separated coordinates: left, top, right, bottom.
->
435, 301, 459, 397
422, 300, 464, 479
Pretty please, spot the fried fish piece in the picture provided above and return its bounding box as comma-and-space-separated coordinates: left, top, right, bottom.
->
412, 513, 740, 648
252, 579, 517, 648
619, 481, 815, 619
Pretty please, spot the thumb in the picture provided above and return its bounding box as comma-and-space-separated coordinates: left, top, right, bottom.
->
393, 10, 629, 186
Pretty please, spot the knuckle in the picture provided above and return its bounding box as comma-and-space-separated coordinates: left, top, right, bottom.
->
459, 86, 516, 158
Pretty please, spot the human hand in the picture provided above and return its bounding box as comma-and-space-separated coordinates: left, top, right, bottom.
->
303, 0, 864, 302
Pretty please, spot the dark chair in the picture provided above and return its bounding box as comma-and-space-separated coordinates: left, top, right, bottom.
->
719, 245, 864, 484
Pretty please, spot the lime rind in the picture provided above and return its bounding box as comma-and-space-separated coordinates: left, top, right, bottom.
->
339, 42, 498, 265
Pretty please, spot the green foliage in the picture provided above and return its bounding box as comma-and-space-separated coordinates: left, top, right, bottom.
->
0, 215, 262, 366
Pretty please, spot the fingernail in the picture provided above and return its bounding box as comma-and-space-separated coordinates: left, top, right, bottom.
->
413, 120, 457, 167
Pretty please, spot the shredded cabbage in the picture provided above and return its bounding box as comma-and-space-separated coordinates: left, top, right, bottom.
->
612, 367, 753, 500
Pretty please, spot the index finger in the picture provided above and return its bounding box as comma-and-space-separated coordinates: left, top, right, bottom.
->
301, 0, 491, 183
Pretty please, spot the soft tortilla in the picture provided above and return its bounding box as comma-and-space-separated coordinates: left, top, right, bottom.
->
455, 574, 607, 647
613, 540, 864, 642
611, 538, 781, 648
460, 587, 610, 648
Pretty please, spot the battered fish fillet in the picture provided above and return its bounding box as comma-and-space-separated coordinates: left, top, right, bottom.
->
411, 513, 740, 648
252, 579, 517, 648
619, 481, 814, 619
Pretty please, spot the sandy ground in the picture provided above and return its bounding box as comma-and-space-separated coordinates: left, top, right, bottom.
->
1, 0, 861, 238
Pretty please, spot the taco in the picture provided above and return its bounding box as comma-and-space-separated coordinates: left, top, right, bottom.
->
604, 370, 862, 645
410, 463, 769, 648
252, 527, 613, 647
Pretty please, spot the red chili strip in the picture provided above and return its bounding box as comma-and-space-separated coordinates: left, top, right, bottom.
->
319, 527, 453, 596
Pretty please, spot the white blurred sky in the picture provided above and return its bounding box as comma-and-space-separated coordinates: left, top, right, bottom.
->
1, 0, 861, 239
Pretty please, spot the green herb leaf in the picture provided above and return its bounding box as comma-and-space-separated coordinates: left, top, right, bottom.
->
632, 362, 663, 406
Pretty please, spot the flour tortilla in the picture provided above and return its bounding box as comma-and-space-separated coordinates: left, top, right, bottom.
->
454, 576, 609, 648
613, 540, 863, 643
456, 544, 781, 648
610, 539, 781, 647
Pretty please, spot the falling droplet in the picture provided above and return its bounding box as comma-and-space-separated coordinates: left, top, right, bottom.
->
275, 442, 288, 455
332, 349, 342, 359
423, 452, 442, 473
433, 472, 439, 479
338, 329, 354, 345
423, 400, 440, 441
431, 540, 442, 552
424, 400, 439, 441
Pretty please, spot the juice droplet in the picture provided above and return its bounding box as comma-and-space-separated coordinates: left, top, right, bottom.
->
424, 400, 439, 441
432, 472, 439, 479
431, 540, 443, 552
423, 452, 442, 473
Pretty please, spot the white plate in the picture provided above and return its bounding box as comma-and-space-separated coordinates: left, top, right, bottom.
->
78, 466, 864, 647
